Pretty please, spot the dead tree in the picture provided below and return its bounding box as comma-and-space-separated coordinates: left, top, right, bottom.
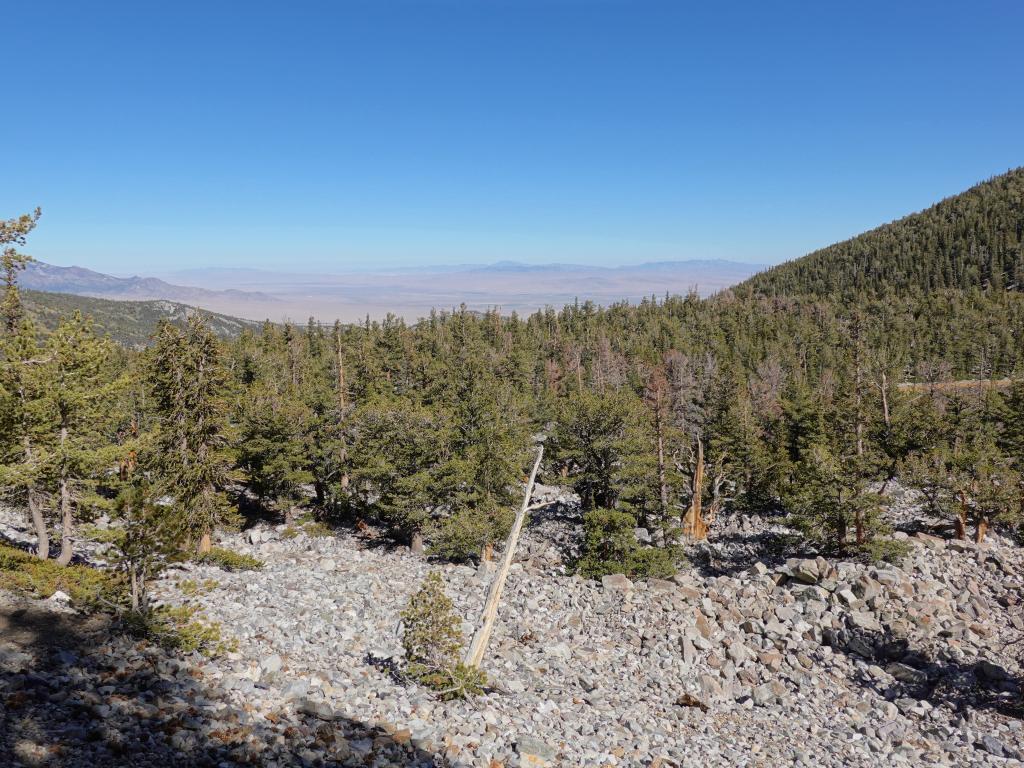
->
675, 436, 730, 541
464, 446, 544, 669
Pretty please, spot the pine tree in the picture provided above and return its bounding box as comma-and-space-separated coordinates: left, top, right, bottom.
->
551, 388, 643, 512
147, 316, 234, 553
431, 359, 528, 561
400, 571, 485, 698
348, 397, 452, 547
998, 380, 1024, 466
785, 443, 887, 553
237, 387, 313, 523
0, 208, 48, 558
36, 312, 119, 565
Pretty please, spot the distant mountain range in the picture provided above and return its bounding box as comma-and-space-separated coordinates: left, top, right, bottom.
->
23, 259, 765, 323
20, 262, 276, 303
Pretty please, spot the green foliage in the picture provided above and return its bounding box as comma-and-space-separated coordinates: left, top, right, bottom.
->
576, 509, 678, 579
0, 544, 124, 608
237, 383, 314, 518
302, 521, 333, 538
148, 316, 237, 549
195, 547, 264, 572
349, 398, 452, 538
400, 571, 485, 699
177, 577, 220, 597
80, 525, 126, 545
785, 444, 888, 553
741, 168, 1024, 300
904, 437, 1023, 541
429, 507, 511, 562
125, 604, 237, 656
551, 389, 644, 512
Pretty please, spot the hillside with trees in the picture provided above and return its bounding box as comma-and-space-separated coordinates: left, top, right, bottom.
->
22, 289, 260, 346
739, 167, 1024, 299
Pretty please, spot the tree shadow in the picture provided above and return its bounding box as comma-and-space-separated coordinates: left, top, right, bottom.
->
688, 510, 802, 578
822, 620, 1024, 721
0, 594, 451, 767
523, 501, 583, 566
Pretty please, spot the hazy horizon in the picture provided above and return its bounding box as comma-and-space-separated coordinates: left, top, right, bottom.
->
4, 2, 1021, 276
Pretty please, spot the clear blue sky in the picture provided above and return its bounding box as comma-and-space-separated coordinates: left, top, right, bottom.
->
3, 0, 1022, 274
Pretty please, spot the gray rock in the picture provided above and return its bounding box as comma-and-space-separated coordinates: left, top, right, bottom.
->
260, 653, 283, 675
886, 662, 927, 685
601, 573, 633, 591
516, 735, 556, 762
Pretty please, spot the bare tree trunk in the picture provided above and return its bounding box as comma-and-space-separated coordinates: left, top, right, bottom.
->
28, 491, 49, 561
198, 531, 212, 554
880, 371, 891, 429
975, 516, 989, 544
955, 492, 968, 540
682, 437, 707, 541
130, 562, 141, 613
465, 447, 543, 669
57, 425, 74, 566
411, 530, 424, 556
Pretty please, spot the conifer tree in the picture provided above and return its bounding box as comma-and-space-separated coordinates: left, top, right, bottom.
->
551, 388, 643, 511
0, 208, 48, 558
349, 397, 452, 548
238, 387, 313, 523
148, 316, 234, 553
37, 312, 119, 565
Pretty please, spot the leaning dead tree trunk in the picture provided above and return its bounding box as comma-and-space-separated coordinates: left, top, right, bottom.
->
464, 446, 544, 669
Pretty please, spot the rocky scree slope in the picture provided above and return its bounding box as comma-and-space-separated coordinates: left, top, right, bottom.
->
2, 495, 1024, 767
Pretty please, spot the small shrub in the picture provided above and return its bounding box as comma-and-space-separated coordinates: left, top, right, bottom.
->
281, 526, 299, 539
80, 525, 126, 545
0, 544, 125, 609
576, 509, 679, 580
302, 522, 333, 538
856, 537, 911, 564
177, 578, 220, 598
195, 547, 263, 571
126, 604, 237, 656
400, 571, 486, 699
429, 507, 512, 562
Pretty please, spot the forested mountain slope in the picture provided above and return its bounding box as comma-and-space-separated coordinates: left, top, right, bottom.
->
739, 168, 1024, 299
22, 289, 260, 347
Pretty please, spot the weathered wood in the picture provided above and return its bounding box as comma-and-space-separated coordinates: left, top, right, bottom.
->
464, 446, 544, 669
681, 437, 708, 540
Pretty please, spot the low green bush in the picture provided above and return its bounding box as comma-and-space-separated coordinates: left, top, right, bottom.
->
125, 604, 237, 656
80, 525, 126, 545
195, 547, 264, 571
0, 544, 125, 609
576, 508, 679, 580
302, 521, 333, 538
177, 577, 220, 597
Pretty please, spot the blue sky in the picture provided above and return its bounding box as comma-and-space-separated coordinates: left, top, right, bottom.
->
3, 0, 1022, 274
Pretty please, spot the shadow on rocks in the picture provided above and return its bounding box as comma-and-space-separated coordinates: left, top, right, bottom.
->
823, 621, 1024, 722
688, 511, 802, 579
0, 595, 448, 767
